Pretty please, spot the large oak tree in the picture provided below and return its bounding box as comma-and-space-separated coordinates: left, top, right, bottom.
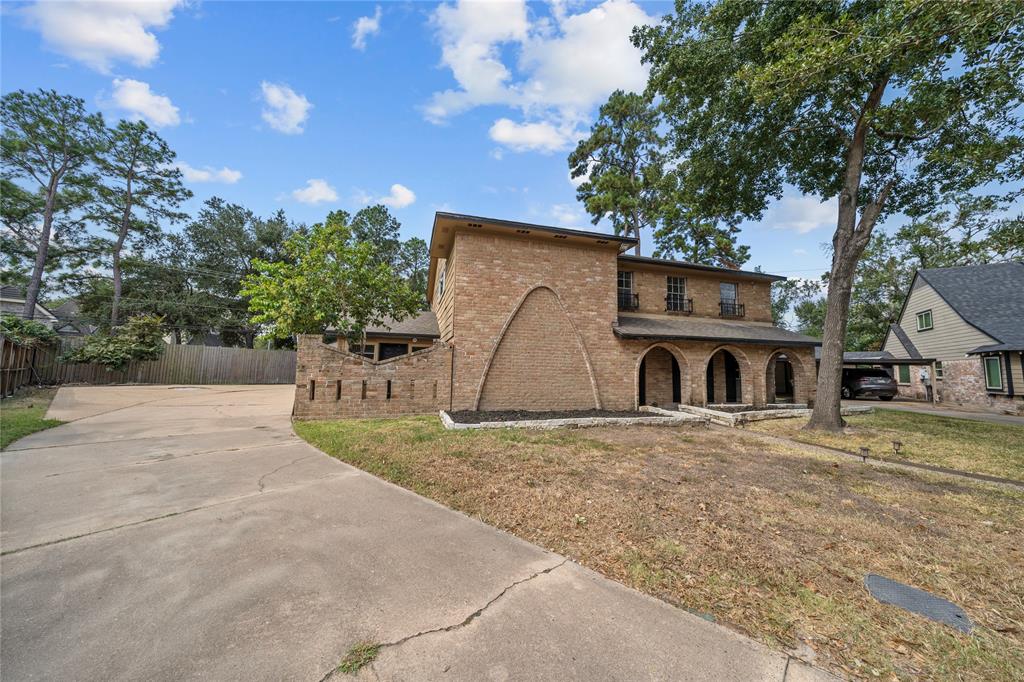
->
634, 0, 1024, 430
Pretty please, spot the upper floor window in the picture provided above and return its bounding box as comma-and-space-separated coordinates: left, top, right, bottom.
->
720, 282, 738, 303
349, 342, 375, 359
666, 276, 690, 313
916, 309, 933, 331
984, 356, 1003, 391
438, 265, 446, 297
617, 271, 638, 311
719, 282, 744, 317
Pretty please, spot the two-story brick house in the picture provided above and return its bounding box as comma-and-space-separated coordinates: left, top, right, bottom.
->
293, 212, 820, 419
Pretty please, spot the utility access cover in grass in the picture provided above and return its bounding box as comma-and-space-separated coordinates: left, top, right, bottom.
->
864, 574, 973, 633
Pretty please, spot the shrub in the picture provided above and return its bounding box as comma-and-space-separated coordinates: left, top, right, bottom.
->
62, 314, 165, 370
0, 313, 60, 347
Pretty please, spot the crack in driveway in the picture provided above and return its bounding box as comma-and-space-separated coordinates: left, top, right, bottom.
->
257, 454, 319, 492
1, 470, 359, 557
319, 558, 569, 681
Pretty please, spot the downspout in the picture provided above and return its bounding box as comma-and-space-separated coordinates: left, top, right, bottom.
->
1005, 352, 1015, 397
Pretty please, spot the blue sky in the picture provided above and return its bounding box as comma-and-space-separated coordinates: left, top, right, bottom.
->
2, 0, 841, 280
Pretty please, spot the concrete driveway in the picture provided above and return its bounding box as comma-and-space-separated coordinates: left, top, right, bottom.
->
2, 385, 831, 681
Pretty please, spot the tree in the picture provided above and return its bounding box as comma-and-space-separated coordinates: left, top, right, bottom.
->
184, 197, 295, 347
92, 120, 191, 327
241, 215, 421, 343
568, 91, 666, 255
634, 0, 1024, 430
350, 204, 402, 266
398, 236, 429, 305
1, 90, 105, 318
62, 314, 165, 370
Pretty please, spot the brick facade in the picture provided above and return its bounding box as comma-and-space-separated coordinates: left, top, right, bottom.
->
293, 220, 819, 420
293, 336, 452, 420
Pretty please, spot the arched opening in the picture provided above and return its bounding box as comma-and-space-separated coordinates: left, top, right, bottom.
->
766, 352, 795, 403
640, 348, 681, 407
636, 345, 686, 408
706, 348, 743, 404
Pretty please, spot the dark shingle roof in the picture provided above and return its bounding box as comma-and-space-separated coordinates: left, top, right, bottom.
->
0, 285, 25, 299
365, 310, 440, 339
888, 323, 922, 359
814, 348, 896, 361
617, 254, 786, 282
917, 262, 1024, 348
614, 315, 820, 346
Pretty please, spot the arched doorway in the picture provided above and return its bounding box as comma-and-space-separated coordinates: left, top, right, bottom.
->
766, 352, 795, 403
706, 348, 743, 404
637, 345, 684, 408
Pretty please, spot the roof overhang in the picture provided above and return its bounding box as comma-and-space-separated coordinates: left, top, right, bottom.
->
616, 255, 786, 282
967, 344, 1024, 355
426, 212, 636, 303
613, 315, 821, 347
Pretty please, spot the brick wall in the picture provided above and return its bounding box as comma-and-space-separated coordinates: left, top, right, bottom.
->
628, 268, 773, 322
293, 335, 452, 420
939, 358, 1023, 415
478, 286, 598, 410
643, 346, 675, 406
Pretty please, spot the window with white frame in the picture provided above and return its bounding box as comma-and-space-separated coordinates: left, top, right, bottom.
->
916, 309, 933, 331
438, 264, 446, 297
984, 356, 1003, 391
935, 361, 943, 380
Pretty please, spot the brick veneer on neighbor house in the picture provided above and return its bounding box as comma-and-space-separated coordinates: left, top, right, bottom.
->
292, 212, 821, 420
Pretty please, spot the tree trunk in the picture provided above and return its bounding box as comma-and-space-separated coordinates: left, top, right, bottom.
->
22, 176, 59, 320
110, 184, 133, 328
806, 77, 890, 431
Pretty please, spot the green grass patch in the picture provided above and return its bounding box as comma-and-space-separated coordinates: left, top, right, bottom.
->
1, 387, 62, 450
337, 642, 380, 674
749, 408, 1024, 481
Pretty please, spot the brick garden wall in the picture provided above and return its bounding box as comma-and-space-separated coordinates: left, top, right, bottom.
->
293, 335, 452, 420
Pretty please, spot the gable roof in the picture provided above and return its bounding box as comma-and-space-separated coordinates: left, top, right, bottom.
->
915, 262, 1024, 350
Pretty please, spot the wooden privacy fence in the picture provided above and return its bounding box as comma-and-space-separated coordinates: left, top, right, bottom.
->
25, 341, 297, 387
1, 336, 40, 398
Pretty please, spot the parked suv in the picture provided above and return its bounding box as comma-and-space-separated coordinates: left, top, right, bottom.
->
841, 368, 897, 400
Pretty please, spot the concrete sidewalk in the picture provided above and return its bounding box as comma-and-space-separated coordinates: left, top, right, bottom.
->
2, 385, 835, 681
844, 398, 1024, 426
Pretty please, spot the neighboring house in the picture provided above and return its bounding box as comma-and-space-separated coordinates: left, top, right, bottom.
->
0, 286, 59, 328
50, 300, 97, 337
294, 212, 820, 419
882, 262, 1024, 414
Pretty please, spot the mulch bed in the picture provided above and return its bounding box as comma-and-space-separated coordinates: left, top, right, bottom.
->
448, 409, 658, 424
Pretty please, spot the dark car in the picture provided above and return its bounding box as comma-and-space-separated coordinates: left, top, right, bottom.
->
841, 367, 897, 400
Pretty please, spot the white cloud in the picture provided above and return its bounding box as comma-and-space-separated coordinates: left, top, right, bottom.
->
175, 162, 242, 184
426, 0, 656, 154
353, 183, 417, 209
292, 179, 338, 204
260, 82, 312, 134
111, 78, 180, 127
489, 118, 571, 153
22, 0, 183, 72
380, 183, 416, 209
793, 248, 808, 256
550, 203, 582, 226
769, 196, 837, 234
352, 6, 382, 50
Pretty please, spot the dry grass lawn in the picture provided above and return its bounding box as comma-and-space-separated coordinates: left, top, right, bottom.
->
747, 409, 1024, 482
295, 417, 1024, 681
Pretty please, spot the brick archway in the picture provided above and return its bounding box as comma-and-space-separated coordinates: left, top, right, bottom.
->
474, 284, 601, 411
764, 348, 809, 405
700, 345, 753, 405
634, 343, 690, 409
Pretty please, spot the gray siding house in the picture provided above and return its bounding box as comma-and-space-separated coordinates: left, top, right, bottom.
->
882, 262, 1023, 414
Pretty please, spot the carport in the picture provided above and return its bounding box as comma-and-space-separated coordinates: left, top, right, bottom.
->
816, 350, 939, 404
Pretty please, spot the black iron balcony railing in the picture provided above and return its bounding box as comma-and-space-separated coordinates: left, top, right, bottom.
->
666, 295, 693, 314
719, 301, 745, 317
618, 290, 639, 311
